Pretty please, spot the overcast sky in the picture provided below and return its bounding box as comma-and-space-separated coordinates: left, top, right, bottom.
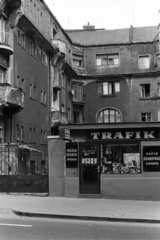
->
45, 0, 160, 30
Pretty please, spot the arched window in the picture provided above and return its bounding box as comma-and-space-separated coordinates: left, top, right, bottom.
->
97, 108, 121, 123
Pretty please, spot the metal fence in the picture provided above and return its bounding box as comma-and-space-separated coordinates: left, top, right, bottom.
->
0, 143, 48, 176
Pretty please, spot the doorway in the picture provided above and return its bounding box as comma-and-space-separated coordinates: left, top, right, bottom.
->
79, 143, 100, 194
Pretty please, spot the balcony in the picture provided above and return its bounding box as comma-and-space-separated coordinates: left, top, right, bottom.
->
53, 77, 61, 90
51, 40, 66, 56
0, 86, 24, 111
51, 111, 68, 127
0, 32, 14, 55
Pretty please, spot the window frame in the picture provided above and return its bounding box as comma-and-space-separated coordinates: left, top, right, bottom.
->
140, 84, 150, 98
97, 81, 120, 96
141, 112, 152, 122
72, 54, 83, 67
97, 108, 122, 123
138, 55, 150, 69
96, 53, 120, 67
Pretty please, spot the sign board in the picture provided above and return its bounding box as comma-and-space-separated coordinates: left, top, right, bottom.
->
143, 146, 160, 171
66, 143, 78, 168
60, 128, 70, 140
86, 128, 160, 140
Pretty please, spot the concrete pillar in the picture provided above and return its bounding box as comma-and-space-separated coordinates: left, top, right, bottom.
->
48, 136, 65, 197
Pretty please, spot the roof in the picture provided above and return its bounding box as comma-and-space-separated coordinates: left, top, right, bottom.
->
66, 26, 158, 46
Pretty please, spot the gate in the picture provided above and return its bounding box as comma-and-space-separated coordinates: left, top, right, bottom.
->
0, 143, 48, 193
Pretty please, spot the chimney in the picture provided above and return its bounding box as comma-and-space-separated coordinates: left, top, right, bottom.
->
83, 22, 95, 30
129, 25, 134, 43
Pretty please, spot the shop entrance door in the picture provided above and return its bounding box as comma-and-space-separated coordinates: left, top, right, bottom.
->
79, 143, 100, 194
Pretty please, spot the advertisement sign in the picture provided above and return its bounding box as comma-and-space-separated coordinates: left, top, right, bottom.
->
66, 143, 78, 168
143, 146, 160, 171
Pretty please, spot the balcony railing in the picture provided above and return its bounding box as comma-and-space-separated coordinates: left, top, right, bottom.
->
0, 86, 24, 109
51, 111, 68, 127
0, 32, 14, 55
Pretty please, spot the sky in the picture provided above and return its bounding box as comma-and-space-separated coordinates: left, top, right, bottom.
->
45, 0, 160, 30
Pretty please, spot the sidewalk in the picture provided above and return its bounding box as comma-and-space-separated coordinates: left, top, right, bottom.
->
0, 193, 160, 223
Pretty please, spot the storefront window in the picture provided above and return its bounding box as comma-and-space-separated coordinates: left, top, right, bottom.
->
101, 143, 140, 174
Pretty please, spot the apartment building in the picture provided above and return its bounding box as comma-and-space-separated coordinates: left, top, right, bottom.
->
49, 22, 160, 200
0, 0, 75, 192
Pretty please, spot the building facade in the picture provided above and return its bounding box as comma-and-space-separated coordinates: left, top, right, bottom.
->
0, 0, 75, 191
48, 20, 160, 200
1, 0, 160, 198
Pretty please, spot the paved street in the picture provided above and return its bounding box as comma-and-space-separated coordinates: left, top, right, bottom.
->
0, 214, 160, 240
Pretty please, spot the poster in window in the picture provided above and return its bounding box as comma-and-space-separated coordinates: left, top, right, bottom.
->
143, 146, 160, 172
123, 153, 140, 173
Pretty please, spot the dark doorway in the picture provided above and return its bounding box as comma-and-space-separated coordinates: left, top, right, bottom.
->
79, 143, 100, 194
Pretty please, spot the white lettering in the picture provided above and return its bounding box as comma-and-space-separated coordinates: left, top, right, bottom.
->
91, 132, 100, 139
135, 132, 141, 139
125, 132, 134, 139
101, 132, 112, 139
143, 131, 155, 139
113, 132, 124, 139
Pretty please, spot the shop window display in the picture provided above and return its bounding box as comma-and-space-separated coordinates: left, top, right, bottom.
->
101, 143, 140, 174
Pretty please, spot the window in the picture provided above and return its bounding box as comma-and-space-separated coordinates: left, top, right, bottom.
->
17, 30, 21, 45
101, 143, 140, 174
0, 67, 7, 83
156, 53, 160, 68
20, 126, 24, 141
17, 29, 25, 48
0, 16, 6, 43
97, 108, 121, 123
34, 44, 37, 58
30, 84, 33, 98
30, 41, 34, 55
30, 84, 36, 100
97, 81, 120, 96
138, 55, 150, 69
141, 113, 151, 122
41, 91, 47, 105
16, 124, 20, 140
33, 128, 36, 143
21, 33, 25, 48
72, 82, 84, 101
34, 86, 37, 100
41, 130, 43, 144
41, 51, 47, 66
44, 92, 47, 105
72, 54, 83, 67
140, 84, 150, 98
96, 54, 119, 67
157, 83, 160, 97
21, 78, 25, 92
29, 128, 33, 142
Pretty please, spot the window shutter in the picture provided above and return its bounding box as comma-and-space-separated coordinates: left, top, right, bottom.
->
97, 83, 103, 94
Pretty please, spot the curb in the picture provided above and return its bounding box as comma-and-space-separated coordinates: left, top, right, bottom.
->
13, 210, 160, 224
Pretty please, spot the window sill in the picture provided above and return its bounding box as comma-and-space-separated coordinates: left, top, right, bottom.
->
96, 65, 120, 68
139, 97, 152, 100
100, 94, 116, 98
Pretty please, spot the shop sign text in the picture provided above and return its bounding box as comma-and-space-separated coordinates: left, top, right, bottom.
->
90, 131, 156, 140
